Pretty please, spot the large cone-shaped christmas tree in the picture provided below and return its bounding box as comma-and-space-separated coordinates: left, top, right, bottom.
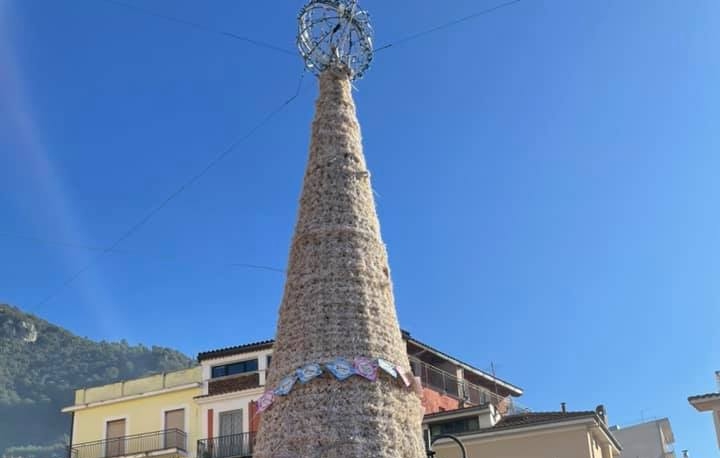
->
253, 66, 426, 457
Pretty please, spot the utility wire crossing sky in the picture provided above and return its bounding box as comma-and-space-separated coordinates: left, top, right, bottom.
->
31, 0, 526, 307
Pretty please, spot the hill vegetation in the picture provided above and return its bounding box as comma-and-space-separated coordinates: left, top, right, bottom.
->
0, 304, 194, 458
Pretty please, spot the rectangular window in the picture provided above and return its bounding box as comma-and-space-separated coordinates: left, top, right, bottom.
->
164, 409, 185, 449
106, 419, 126, 457
211, 359, 259, 379
211, 366, 227, 378
429, 416, 480, 438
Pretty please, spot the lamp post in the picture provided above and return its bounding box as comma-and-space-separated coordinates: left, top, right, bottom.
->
426, 434, 468, 458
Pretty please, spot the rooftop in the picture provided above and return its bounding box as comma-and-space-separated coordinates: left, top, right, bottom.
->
62, 367, 202, 412
196, 331, 523, 396
196, 339, 274, 361
688, 392, 720, 402
610, 417, 675, 446
492, 410, 597, 430
426, 407, 621, 450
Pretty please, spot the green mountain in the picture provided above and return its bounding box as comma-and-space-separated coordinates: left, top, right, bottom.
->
0, 304, 195, 458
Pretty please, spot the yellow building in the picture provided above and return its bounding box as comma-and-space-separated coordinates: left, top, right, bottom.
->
425, 404, 621, 458
62, 367, 202, 458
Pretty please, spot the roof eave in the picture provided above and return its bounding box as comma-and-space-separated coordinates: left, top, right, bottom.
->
403, 333, 523, 396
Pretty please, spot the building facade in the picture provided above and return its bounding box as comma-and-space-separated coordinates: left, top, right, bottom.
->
609, 418, 675, 458
63, 333, 524, 458
424, 405, 621, 458
688, 371, 720, 451
191, 332, 524, 457
63, 367, 202, 458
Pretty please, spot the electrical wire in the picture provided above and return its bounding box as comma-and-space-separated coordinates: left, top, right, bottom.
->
32, 72, 305, 307
375, 0, 525, 52
100, 0, 296, 57
0, 231, 286, 274
29, 0, 527, 305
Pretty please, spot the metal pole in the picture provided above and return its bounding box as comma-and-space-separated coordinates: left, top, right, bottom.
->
426, 434, 468, 458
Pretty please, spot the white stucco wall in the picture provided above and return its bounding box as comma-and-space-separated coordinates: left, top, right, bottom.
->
612, 419, 672, 458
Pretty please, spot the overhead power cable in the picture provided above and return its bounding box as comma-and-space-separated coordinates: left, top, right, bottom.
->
375, 0, 524, 52
0, 231, 286, 274
33, 72, 306, 307
100, 0, 296, 56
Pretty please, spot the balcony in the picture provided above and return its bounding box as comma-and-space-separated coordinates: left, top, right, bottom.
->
70, 429, 187, 458
197, 433, 256, 458
207, 373, 261, 397
409, 356, 527, 415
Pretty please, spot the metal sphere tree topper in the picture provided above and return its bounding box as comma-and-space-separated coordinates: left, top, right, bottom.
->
297, 0, 373, 80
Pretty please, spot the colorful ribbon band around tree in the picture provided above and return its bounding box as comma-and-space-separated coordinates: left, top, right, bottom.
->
255, 356, 420, 413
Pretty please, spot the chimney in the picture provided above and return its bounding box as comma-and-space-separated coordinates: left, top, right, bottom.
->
595, 404, 607, 424
560, 402, 566, 413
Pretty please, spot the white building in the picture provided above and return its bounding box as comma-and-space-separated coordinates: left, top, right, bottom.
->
688, 371, 720, 451
192, 333, 524, 457
610, 418, 675, 458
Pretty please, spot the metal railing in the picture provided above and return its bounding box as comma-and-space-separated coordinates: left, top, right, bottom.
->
408, 357, 527, 415
197, 432, 256, 458
69, 429, 187, 458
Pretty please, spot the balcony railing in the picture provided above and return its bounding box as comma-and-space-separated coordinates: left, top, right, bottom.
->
197, 432, 256, 458
408, 356, 527, 415
70, 429, 187, 458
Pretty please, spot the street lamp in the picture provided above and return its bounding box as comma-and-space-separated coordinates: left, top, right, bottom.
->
426, 434, 468, 458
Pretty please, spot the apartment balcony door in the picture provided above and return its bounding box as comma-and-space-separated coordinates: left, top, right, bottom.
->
105, 419, 126, 457
218, 410, 244, 458
164, 409, 185, 449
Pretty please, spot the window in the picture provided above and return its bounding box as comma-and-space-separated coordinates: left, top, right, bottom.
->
266, 355, 273, 376
106, 419, 126, 457
211, 359, 259, 378
164, 409, 185, 449
429, 416, 480, 437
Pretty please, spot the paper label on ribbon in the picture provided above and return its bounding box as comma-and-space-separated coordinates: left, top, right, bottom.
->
256, 391, 274, 413
378, 358, 398, 378
353, 356, 378, 381
274, 375, 297, 396
397, 366, 412, 387
296, 363, 323, 383
326, 358, 355, 380
412, 376, 424, 396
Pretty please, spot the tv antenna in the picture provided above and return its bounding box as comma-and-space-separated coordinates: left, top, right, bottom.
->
297, 0, 374, 80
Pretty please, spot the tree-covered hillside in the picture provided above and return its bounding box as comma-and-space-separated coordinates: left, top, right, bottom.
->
0, 304, 195, 458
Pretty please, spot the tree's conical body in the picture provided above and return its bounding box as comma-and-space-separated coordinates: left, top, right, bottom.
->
253, 68, 426, 458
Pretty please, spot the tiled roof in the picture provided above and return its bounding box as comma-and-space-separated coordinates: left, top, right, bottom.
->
196, 333, 521, 395
425, 408, 620, 449
488, 411, 621, 450
424, 404, 491, 419
197, 339, 274, 361
402, 331, 523, 395
688, 392, 720, 402
491, 411, 596, 430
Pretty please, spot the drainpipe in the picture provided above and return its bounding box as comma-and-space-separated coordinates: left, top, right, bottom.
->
67, 412, 75, 458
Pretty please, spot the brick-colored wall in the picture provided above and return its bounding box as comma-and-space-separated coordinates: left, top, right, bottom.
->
422, 388, 460, 414
208, 373, 260, 396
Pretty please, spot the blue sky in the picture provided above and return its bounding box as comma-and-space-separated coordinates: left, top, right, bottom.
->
1, 0, 718, 454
